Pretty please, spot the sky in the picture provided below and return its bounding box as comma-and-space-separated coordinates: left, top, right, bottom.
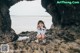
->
9, 0, 52, 34
10, 0, 50, 16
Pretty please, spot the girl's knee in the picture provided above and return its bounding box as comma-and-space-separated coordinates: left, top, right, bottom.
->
42, 35, 45, 39
37, 35, 41, 39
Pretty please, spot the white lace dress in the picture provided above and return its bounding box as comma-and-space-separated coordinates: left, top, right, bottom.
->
37, 28, 46, 35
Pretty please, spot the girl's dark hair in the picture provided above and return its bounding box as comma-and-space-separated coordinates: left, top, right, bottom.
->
37, 20, 46, 28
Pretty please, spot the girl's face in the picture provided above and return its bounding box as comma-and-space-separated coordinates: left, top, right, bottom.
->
38, 23, 44, 27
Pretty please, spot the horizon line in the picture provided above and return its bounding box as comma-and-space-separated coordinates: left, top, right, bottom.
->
10, 15, 51, 17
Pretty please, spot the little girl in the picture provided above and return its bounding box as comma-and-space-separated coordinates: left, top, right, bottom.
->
36, 20, 46, 43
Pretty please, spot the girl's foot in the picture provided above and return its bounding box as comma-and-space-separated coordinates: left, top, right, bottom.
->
39, 39, 46, 45
35, 39, 39, 43
42, 39, 46, 43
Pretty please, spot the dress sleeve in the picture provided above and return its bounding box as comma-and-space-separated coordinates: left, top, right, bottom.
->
42, 28, 46, 34
37, 28, 41, 35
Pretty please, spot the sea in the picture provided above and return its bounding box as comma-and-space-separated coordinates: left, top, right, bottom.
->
11, 15, 52, 34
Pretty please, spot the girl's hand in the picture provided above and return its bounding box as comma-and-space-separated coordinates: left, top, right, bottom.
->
41, 26, 43, 29
37, 25, 40, 28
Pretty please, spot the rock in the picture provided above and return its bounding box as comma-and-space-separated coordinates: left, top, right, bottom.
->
41, 0, 80, 41
0, 0, 80, 53
0, 0, 34, 43
19, 31, 37, 43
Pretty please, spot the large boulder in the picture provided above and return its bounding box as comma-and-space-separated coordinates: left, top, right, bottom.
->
41, 0, 80, 27
0, 0, 33, 43
41, 0, 80, 41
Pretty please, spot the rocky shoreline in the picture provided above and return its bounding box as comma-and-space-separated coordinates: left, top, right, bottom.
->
0, 0, 80, 53
0, 25, 80, 53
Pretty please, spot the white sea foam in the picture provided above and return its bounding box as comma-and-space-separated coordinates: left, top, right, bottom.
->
18, 36, 29, 41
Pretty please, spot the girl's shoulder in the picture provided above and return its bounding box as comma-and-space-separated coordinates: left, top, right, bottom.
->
42, 27, 46, 29
42, 28, 46, 31
37, 27, 46, 30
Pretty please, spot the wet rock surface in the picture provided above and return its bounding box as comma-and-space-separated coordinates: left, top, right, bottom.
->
0, 26, 80, 53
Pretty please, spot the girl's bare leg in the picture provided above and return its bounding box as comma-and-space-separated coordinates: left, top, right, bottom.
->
41, 34, 46, 44
36, 35, 42, 39
41, 34, 46, 40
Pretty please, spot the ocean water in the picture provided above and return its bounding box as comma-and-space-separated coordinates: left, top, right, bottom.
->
11, 15, 52, 34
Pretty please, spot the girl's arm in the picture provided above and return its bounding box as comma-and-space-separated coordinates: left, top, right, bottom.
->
41, 28, 46, 35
